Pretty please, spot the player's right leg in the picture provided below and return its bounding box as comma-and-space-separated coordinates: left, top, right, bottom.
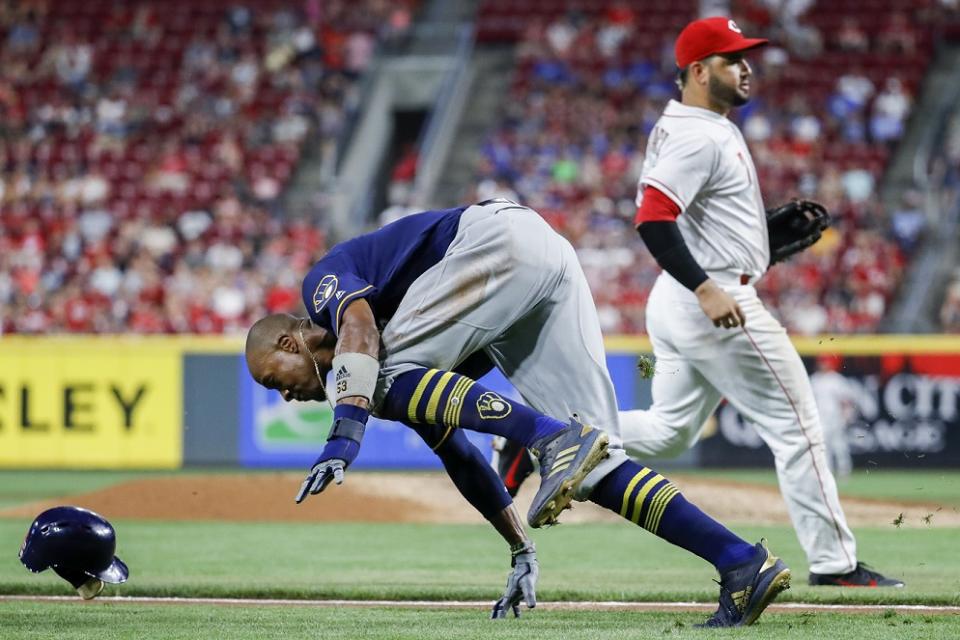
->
617, 350, 723, 458
379, 367, 608, 528
616, 275, 724, 459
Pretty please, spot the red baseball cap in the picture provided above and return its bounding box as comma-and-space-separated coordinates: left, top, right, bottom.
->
675, 17, 768, 68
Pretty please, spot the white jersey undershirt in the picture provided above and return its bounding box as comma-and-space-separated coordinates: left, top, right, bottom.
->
637, 99, 770, 282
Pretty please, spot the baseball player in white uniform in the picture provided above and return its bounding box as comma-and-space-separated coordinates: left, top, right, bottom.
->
810, 354, 857, 477
619, 16, 902, 587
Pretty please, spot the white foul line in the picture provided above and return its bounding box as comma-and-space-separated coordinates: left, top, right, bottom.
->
1, 596, 958, 614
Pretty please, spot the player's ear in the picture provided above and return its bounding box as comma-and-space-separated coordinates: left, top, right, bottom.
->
278, 333, 298, 353
691, 59, 710, 86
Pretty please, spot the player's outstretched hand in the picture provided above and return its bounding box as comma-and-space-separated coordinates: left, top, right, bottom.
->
695, 280, 746, 329
296, 418, 363, 504
295, 458, 346, 503
491, 542, 538, 619
294, 432, 362, 503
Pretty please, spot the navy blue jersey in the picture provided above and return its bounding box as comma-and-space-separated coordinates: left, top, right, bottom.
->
302, 206, 467, 336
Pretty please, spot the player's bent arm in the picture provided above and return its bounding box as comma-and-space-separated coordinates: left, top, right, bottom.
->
430, 428, 525, 544
294, 299, 381, 502
334, 298, 381, 410
693, 279, 746, 329
637, 220, 709, 291
428, 429, 537, 619
636, 219, 745, 329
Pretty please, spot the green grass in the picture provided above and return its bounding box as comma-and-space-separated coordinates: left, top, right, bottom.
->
0, 602, 956, 640
2, 469, 958, 637
2, 520, 958, 605
673, 470, 960, 507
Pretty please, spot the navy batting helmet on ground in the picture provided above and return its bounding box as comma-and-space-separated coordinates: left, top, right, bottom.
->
19, 506, 129, 598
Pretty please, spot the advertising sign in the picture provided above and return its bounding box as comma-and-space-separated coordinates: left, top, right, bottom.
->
698, 353, 960, 468
0, 339, 183, 468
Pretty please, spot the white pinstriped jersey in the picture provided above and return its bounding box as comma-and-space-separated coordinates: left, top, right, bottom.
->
636, 99, 770, 280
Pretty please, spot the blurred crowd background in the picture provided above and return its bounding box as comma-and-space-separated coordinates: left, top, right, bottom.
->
1, 0, 958, 335
469, 0, 945, 334
0, 0, 414, 333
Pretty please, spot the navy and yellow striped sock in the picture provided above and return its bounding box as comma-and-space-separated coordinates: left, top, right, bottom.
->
589, 460, 756, 572
382, 367, 565, 447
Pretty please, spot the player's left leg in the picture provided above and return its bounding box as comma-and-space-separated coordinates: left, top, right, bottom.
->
491, 436, 535, 498
589, 459, 758, 569
692, 291, 856, 574
703, 290, 901, 585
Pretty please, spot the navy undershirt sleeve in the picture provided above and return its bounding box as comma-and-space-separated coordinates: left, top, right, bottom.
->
637, 221, 709, 291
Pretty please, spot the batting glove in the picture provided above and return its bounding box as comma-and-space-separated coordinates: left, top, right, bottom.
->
491, 541, 538, 619
295, 416, 365, 503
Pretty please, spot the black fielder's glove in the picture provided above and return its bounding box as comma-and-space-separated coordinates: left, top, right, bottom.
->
491, 541, 538, 619
766, 199, 831, 266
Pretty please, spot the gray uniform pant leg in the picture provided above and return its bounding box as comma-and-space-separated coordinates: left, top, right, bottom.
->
376, 201, 626, 496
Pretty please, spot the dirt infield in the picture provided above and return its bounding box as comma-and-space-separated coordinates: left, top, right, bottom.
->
2, 472, 958, 528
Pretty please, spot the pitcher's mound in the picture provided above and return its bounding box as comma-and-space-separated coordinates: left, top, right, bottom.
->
1, 472, 956, 528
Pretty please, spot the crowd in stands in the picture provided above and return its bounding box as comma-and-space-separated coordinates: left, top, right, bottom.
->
0, 0, 415, 334
2, 0, 953, 336
938, 108, 960, 332
472, 0, 940, 334
942, 274, 960, 332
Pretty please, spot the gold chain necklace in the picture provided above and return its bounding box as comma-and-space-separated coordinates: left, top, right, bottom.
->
297, 319, 335, 410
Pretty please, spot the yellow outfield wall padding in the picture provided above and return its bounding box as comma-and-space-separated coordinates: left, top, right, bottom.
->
0, 339, 186, 468
602, 334, 960, 356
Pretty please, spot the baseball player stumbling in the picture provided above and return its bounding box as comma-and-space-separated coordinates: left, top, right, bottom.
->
620, 17, 902, 587
247, 198, 792, 626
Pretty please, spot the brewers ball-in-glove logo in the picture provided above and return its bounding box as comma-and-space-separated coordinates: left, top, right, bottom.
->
313, 275, 339, 313
477, 391, 512, 420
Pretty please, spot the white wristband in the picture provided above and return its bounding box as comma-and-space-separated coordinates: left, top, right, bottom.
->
331, 352, 380, 403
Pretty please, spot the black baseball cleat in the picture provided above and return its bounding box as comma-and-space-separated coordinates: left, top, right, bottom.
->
698, 540, 791, 628
809, 562, 904, 587
496, 438, 535, 498
527, 416, 609, 528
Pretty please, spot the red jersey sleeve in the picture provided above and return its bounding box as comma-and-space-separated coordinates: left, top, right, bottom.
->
634, 185, 682, 226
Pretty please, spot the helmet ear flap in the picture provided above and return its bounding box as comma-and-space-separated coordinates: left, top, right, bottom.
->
53, 565, 92, 590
